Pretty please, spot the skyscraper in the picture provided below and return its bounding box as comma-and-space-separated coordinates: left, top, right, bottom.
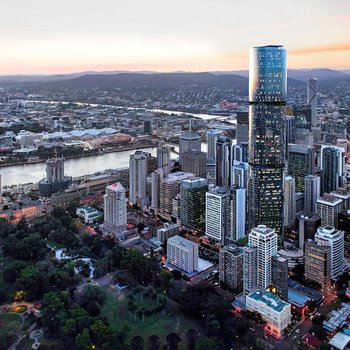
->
271, 255, 288, 301
207, 129, 222, 162
304, 175, 321, 215
248, 225, 278, 289
180, 178, 208, 230
230, 186, 246, 242
182, 151, 207, 178
157, 142, 171, 176
284, 176, 296, 227
248, 45, 287, 240
307, 78, 318, 128
216, 137, 233, 188
236, 111, 249, 143
129, 151, 150, 208
287, 144, 315, 192
243, 244, 258, 295
179, 133, 201, 165
320, 145, 346, 194
102, 182, 127, 238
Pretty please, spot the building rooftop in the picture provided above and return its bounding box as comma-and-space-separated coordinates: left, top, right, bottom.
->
167, 235, 197, 250
247, 290, 289, 312
288, 288, 310, 307
329, 331, 350, 350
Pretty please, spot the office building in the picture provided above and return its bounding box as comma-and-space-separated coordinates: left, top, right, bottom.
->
316, 194, 342, 228
296, 213, 322, 249
286, 115, 296, 145
180, 178, 208, 230
230, 186, 246, 242
288, 144, 314, 192
157, 142, 171, 176
159, 171, 195, 220
38, 157, 72, 197
219, 245, 244, 291
233, 160, 249, 188
331, 188, 350, 211
307, 78, 318, 128
233, 142, 249, 163
205, 187, 231, 245
157, 223, 180, 244
320, 145, 346, 194
143, 120, 152, 135
236, 111, 249, 143
129, 151, 150, 208
248, 45, 287, 239
207, 129, 222, 162
216, 137, 233, 188
167, 235, 198, 274
249, 225, 278, 289
338, 210, 350, 252
151, 169, 162, 213
182, 151, 207, 179
315, 226, 346, 280
284, 176, 296, 227
246, 290, 291, 338
304, 240, 331, 286
243, 244, 258, 295
179, 133, 201, 165
304, 175, 321, 215
102, 182, 127, 237
271, 255, 289, 301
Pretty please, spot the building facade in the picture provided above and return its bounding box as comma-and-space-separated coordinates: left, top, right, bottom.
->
248, 45, 287, 240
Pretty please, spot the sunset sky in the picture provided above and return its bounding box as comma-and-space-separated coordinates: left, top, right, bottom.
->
0, 0, 349, 74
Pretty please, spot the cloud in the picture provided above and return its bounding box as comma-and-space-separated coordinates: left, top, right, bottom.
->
290, 43, 350, 55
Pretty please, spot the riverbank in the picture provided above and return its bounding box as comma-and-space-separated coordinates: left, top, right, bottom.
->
0, 141, 158, 168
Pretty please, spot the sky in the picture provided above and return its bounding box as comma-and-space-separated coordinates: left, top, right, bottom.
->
0, 0, 349, 74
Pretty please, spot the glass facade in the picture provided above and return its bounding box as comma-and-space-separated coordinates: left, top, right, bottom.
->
248, 45, 287, 240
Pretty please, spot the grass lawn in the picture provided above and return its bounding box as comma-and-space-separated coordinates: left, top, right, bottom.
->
101, 286, 203, 349
0, 313, 23, 335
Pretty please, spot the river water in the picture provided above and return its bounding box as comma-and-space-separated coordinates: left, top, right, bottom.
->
0, 143, 208, 187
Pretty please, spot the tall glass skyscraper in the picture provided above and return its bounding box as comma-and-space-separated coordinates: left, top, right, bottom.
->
248, 45, 287, 241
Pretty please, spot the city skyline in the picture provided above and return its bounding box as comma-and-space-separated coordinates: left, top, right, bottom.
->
0, 0, 349, 74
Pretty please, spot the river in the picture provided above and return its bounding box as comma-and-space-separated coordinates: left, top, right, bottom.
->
0, 143, 208, 187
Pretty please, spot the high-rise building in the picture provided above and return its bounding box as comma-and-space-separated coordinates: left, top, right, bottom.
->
182, 151, 207, 179
284, 176, 296, 227
129, 151, 150, 207
143, 120, 152, 135
205, 187, 231, 245
320, 145, 346, 194
230, 186, 246, 242
159, 171, 195, 220
296, 213, 321, 249
338, 210, 350, 252
233, 142, 249, 163
157, 223, 180, 244
316, 194, 342, 229
331, 188, 350, 211
288, 144, 315, 192
219, 245, 244, 291
151, 169, 162, 213
286, 115, 296, 145
233, 161, 249, 188
180, 178, 208, 230
307, 78, 318, 128
243, 244, 258, 295
167, 235, 198, 274
248, 45, 287, 240
304, 240, 331, 286
236, 111, 249, 143
315, 226, 346, 280
304, 175, 321, 215
216, 137, 233, 188
102, 182, 127, 237
179, 133, 201, 165
248, 225, 278, 289
271, 255, 288, 301
207, 130, 222, 162
157, 142, 171, 176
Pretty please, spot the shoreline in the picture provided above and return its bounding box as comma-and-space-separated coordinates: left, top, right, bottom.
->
0, 142, 158, 169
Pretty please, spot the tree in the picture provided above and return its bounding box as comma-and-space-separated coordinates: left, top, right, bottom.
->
16, 265, 43, 300
147, 335, 161, 350
166, 333, 181, 350
197, 337, 223, 350
186, 329, 198, 350
131, 335, 145, 350
75, 328, 91, 350
76, 285, 106, 310
3, 261, 27, 283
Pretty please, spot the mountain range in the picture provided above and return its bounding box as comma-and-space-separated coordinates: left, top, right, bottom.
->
0, 68, 349, 90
